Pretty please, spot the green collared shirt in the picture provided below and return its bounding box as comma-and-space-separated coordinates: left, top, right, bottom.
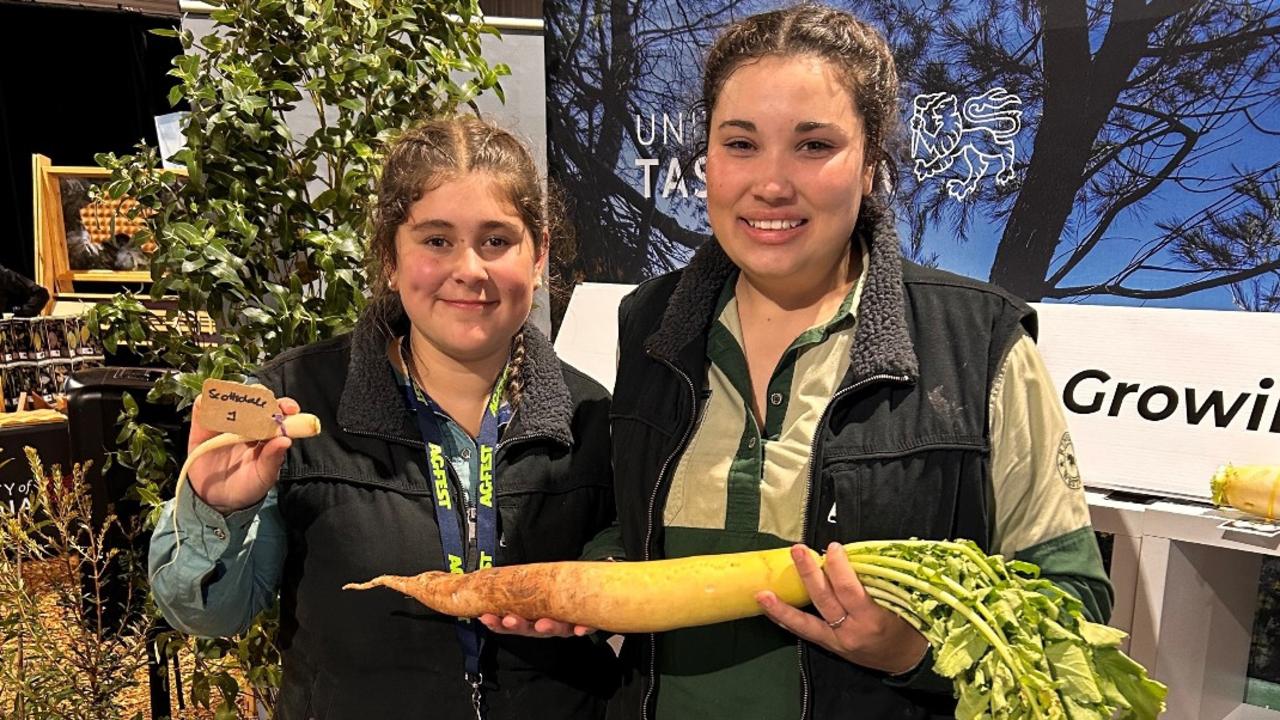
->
658, 250, 867, 720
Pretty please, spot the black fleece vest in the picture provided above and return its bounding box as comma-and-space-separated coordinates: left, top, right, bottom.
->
254, 307, 619, 720
608, 239, 1034, 720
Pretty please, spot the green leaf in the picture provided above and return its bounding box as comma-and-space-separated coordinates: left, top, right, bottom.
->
1093, 647, 1167, 720
135, 484, 162, 507
242, 307, 273, 324
1061, 695, 1107, 720
955, 678, 991, 720
312, 188, 337, 211
1078, 621, 1127, 649
989, 663, 1014, 713
1008, 560, 1041, 578
934, 623, 988, 678
1096, 673, 1132, 711
241, 95, 269, 113
987, 590, 1019, 630
1039, 617, 1075, 641
1045, 641, 1103, 704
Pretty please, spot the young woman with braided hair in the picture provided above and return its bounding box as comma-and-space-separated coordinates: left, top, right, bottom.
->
149, 116, 618, 719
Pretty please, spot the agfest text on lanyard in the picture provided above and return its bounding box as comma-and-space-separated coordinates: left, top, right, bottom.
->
401, 361, 508, 720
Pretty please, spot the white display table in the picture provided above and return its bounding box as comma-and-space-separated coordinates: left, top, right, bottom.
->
1088, 491, 1280, 720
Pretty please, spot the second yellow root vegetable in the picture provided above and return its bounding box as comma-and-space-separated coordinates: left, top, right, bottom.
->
1212, 464, 1280, 520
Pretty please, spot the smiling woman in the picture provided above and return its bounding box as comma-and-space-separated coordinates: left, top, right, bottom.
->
486, 5, 1115, 720
389, 172, 547, 431
706, 55, 873, 305
147, 116, 619, 720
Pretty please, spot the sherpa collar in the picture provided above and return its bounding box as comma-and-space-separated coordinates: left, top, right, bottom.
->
337, 297, 574, 447
643, 206, 919, 384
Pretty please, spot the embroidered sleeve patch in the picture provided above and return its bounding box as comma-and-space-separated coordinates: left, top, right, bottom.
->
1057, 432, 1082, 490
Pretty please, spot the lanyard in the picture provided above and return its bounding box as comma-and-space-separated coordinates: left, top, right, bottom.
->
400, 360, 508, 719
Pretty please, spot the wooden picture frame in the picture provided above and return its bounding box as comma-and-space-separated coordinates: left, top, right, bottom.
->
32, 154, 171, 298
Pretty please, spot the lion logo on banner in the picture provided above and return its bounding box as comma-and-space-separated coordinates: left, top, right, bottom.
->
910, 87, 1022, 201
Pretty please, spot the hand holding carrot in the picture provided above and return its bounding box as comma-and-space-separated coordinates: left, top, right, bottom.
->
756, 543, 929, 675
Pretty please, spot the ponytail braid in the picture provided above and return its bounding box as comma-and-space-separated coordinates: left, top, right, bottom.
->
506, 327, 528, 411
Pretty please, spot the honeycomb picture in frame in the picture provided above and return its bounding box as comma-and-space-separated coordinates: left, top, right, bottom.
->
32, 154, 161, 295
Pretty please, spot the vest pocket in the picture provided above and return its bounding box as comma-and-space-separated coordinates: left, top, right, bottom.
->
497, 485, 609, 564
821, 448, 988, 546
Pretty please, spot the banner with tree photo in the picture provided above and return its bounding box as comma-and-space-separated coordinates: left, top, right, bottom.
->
545, 0, 1280, 311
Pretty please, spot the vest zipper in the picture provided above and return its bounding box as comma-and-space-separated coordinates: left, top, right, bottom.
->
641, 354, 703, 720
444, 451, 474, 568
343, 426, 425, 449
795, 372, 909, 720
466, 502, 478, 566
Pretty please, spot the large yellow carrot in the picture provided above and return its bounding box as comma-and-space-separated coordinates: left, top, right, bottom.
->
344, 546, 809, 634
344, 540, 1167, 719
1211, 464, 1280, 520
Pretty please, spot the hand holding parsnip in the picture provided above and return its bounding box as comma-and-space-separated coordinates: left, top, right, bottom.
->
346, 539, 1167, 720
756, 542, 930, 675
184, 395, 316, 513
172, 390, 321, 550
479, 612, 593, 638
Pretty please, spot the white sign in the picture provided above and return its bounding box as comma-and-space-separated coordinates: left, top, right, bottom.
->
154, 112, 189, 170
557, 284, 1279, 501
554, 282, 634, 392
1032, 302, 1278, 500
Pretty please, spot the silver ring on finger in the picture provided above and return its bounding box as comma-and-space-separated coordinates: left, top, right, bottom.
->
827, 612, 849, 630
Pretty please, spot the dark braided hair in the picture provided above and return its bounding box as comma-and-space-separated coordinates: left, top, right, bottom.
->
506, 328, 528, 409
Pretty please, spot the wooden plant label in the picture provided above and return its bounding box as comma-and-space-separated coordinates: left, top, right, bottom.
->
197, 379, 280, 441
